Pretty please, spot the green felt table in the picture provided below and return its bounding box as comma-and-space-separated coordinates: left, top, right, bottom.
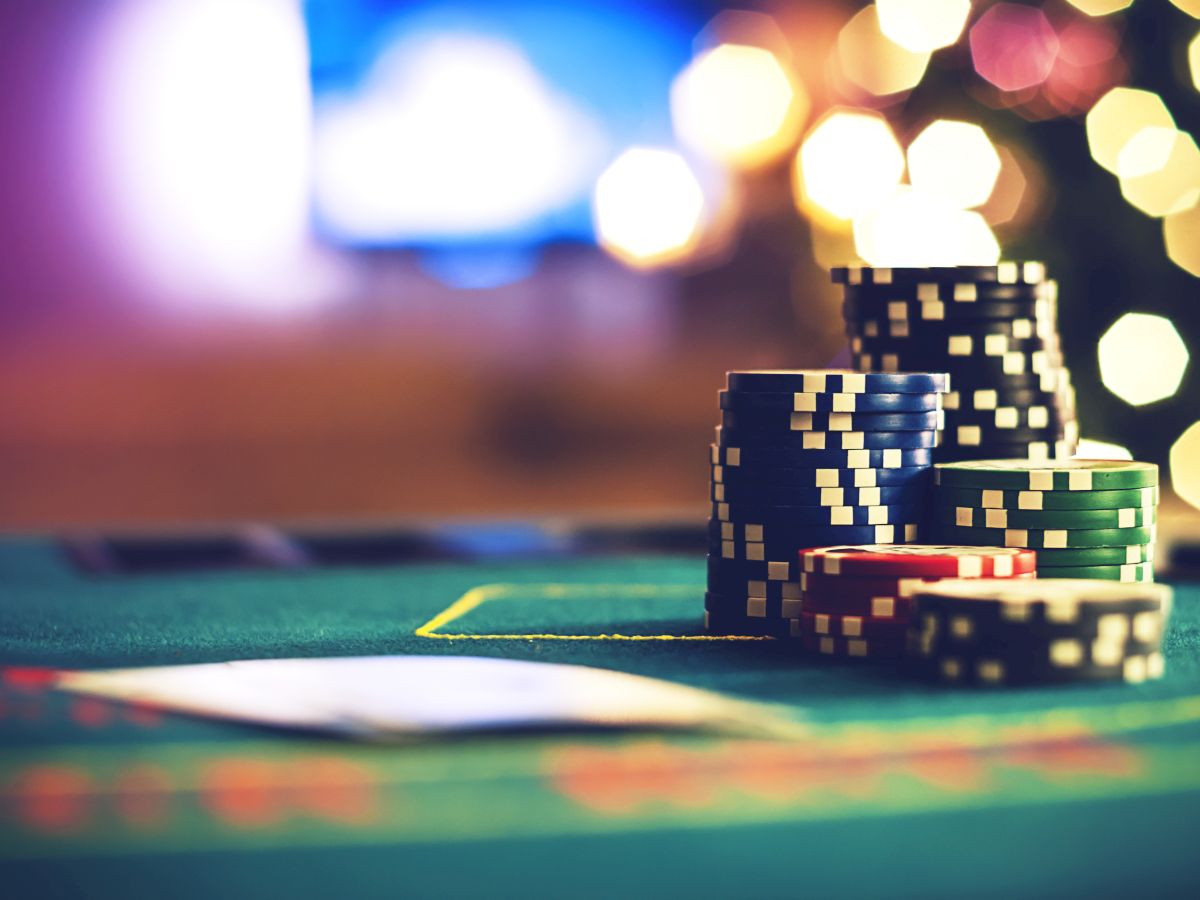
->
1, 529, 1199, 899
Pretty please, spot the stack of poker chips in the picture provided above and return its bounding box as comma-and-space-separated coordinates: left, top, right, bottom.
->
795, 545, 1037, 658
906, 579, 1172, 686
833, 262, 1078, 462
705, 369, 949, 637
930, 460, 1159, 581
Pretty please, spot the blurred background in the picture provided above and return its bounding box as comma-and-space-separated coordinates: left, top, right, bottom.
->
0, 0, 1197, 530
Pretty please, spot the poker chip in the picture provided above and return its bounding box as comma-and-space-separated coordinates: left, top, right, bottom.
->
850, 317, 1056, 343
933, 460, 1159, 491
711, 443, 934, 469
1032, 544, 1154, 566
831, 262, 1047, 285
905, 579, 1171, 686
719, 390, 943, 413
1036, 562, 1155, 582
935, 505, 1155, 530
942, 386, 1076, 413
706, 518, 920, 546
712, 463, 932, 488
720, 409, 945, 433
923, 440, 1078, 463
843, 297, 1053, 322
726, 369, 950, 394
716, 425, 939, 450
801, 633, 906, 659
800, 545, 1038, 578
799, 609, 909, 641
840, 282, 1052, 303
939, 486, 1157, 510
710, 481, 924, 507
932, 524, 1155, 549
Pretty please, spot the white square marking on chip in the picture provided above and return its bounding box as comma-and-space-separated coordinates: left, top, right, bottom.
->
847, 268, 862, 285
745, 524, 763, 541
717, 503, 730, 520
1125, 546, 1141, 563
849, 450, 870, 467
1092, 639, 1123, 666
748, 580, 767, 597
1013, 319, 1033, 339
882, 354, 899, 372
948, 335, 973, 356
904, 524, 918, 541
842, 616, 864, 637
1132, 611, 1160, 642
917, 282, 938, 302
1029, 471, 1054, 490
747, 543, 765, 561
819, 637, 835, 654
816, 469, 838, 487
1050, 639, 1083, 668
958, 425, 982, 446
980, 489, 1003, 508
953, 283, 977, 302
1118, 508, 1135, 528
721, 541, 735, 559
831, 507, 853, 526
1004, 529, 1028, 548
840, 432, 865, 450
871, 596, 896, 617
829, 413, 853, 432
848, 640, 868, 657
857, 354, 875, 369
843, 373, 866, 393
791, 413, 813, 431
940, 658, 962, 681
887, 301, 908, 322
998, 261, 1018, 282
713, 484, 725, 502
875, 268, 893, 284
1067, 471, 1092, 491
956, 507, 976, 527
833, 393, 856, 412
1045, 600, 1077, 623
1024, 262, 1044, 281
768, 561, 789, 580
984, 509, 1008, 528
803, 374, 827, 392
821, 487, 844, 506
867, 506, 889, 525
713, 465, 723, 483
978, 661, 1004, 684
984, 334, 1008, 356
1016, 491, 1041, 510
943, 391, 960, 410
803, 432, 826, 449
1123, 656, 1147, 684
992, 557, 1013, 577
855, 470, 877, 487
1002, 352, 1025, 374
813, 614, 831, 634
747, 596, 767, 618
727, 447, 741, 466
1043, 530, 1068, 549
1000, 602, 1032, 622
995, 407, 1019, 429
794, 392, 815, 412
1029, 407, 1049, 428
922, 301, 945, 320
721, 522, 734, 540
782, 581, 801, 600
1096, 614, 1129, 642
864, 320, 880, 337
1147, 652, 1164, 679
781, 597, 802, 617
973, 389, 998, 410
860, 487, 881, 505
949, 615, 973, 639
890, 321, 910, 337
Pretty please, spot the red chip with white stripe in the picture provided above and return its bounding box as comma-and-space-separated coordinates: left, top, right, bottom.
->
799, 544, 1037, 578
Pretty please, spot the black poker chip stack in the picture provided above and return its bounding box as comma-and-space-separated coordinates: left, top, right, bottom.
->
833, 263, 1079, 463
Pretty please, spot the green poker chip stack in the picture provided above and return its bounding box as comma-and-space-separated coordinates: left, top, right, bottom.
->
929, 460, 1159, 582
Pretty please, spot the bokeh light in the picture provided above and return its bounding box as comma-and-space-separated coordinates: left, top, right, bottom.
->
980, 145, 1029, 227
1190, 32, 1200, 92
1074, 439, 1133, 461
853, 186, 1000, 266
876, 0, 971, 53
1098, 313, 1190, 406
796, 110, 905, 220
1169, 0, 1200, 18
671, 43, 806, 169
837, 5, 931, 97
1085, 87, 1175, 174
907, 120, 1001, 209
1042, 15, 1125, 116
970, 4, 1060, 93
1164, 201, 1200, 276
1118, 129, 1200, 217
1171, 421, 1200, 512
592, 148, 705, 268
1065, 0, 1133, 15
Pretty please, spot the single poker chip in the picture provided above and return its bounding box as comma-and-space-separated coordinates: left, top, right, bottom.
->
708, 555, 803, 590
701, 573, 802, 602
1035, 562, 1155, 582
801, 632, 905, 659
905, 644, 1166, 686
907, 577, 1171, 624
704, 590, 799, 621
799, 609, 909, 640
933, 459, 1159, 491
712, 501, 925, 526
840, 281, 1051, 303
931, 523, 1155, 549
843, 297, 1053, 322
851, 349, 1066, 380
726, 369, 950, 394
940, 406, 1074, 433
799, 589, 916, 620
935, 486, 1158, 510
713, 462, 932, 489
711, 523, 921, 551
707, 518, 921, 547
937, 424, 1070, 448
720, 409, 945, 433
847, 315, 1056, 341
801, 544, 1037, 578
849, 332, 1062, 361
716, 425, 939, 450
942, 386, 1075, 413
719, 389, 943, 413
710, 481, 924, 507
711, 443, 934, 469
703, 608, 798, 639
831, 262, 1048, 285
930, 440, 1077, 464
799, 568, 1031, 605
1034, 544, 1155, 566
935, 505, 1155, 530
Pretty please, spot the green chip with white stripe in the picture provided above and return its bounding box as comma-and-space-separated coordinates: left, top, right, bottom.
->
933, 523, 1155, 549
936, 505, 1155, 530
933, 459, 1158, 491
936, 485, 1158, 510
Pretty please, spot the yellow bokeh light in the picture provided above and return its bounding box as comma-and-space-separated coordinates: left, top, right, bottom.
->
1171, 421, 1200, 512
1169, 0, 1200, 18
670, 43, 807, 169
1190, 32, 1200, 92
907, 120, 1001, 209
1074, 439, 1133, 461
1098, 312, 1190, 406
1164, 201, 1200, 276
876, 0, 971, 52
1116, 126, 1179, 178
1065, 0, 1133, 15
797, 110, 905, 220
1085, 88, 1175, 175
837, 5, 931, 97
592, 147, 705, 267
980, 144, 1029, 227
1119, 129, 1200, 217
853, 185, 1000, 266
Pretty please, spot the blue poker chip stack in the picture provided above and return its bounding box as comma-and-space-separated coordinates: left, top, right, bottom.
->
833, 262, 1079, 463
705, 369, 949, 637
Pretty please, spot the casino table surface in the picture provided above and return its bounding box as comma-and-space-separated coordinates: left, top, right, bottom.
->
2, 523, 1199, 899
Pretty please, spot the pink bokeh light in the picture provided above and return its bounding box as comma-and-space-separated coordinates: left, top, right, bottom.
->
969, 3, 1059, 93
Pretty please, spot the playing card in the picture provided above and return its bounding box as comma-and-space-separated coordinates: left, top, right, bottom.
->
56, 656, 804, 739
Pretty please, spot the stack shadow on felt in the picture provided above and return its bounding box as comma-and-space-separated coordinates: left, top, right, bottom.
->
705, 370, 949, 638
833, 262, 1078, 463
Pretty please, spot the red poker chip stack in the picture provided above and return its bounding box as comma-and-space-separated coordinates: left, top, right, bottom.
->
796, 545, 1038, 659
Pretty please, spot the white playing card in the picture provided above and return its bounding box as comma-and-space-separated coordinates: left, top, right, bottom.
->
56, 656, 804, 739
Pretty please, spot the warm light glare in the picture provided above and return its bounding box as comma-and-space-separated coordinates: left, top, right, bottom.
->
1189, 32, 1200, 92
1171, 421, 1200, 512
970, 4, 1059, 92
1085, 88, 1175, 174
1074, 439, 1133, 461
877, 0, 971, 53
1098, 313, 1190, 406
1164, 201, 1200, 276
797, 111, 905, 220
1118, 129, 1200, 217
1116, 126, 1180, 178
907, 120, 1002, 209
853, 185, 1001, 266
671, 43, 806, 168
837, 5, 931, 97
980, 145, 1030, 227
1169, 1, 1200, 18
1065, 0, 1133, 15
90, 0, 313, 308
593, 148, 705, 267
314, 34, 601, 241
